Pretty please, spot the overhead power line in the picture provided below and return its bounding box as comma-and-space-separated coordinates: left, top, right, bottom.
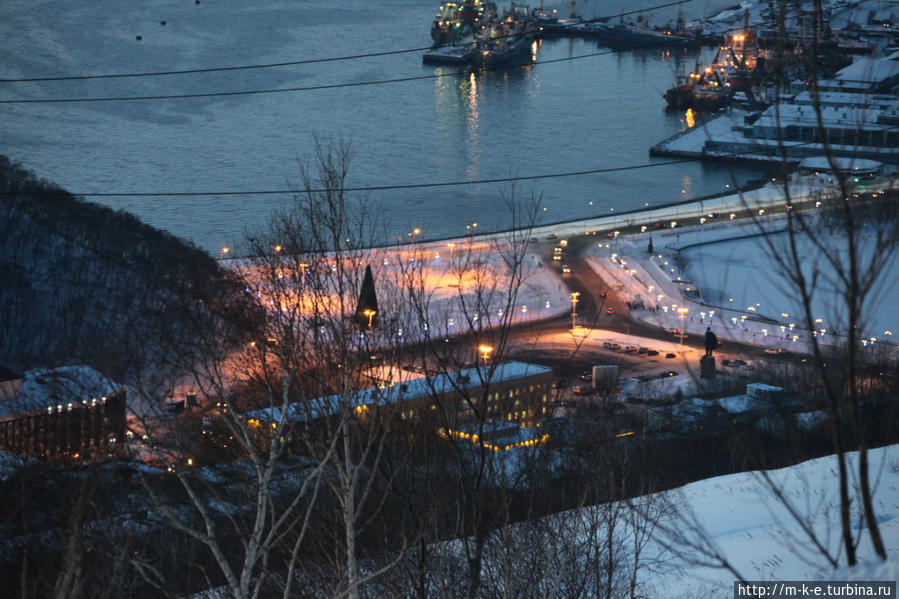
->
0, 40, 685, 104
0, 159, 696, 198
0, 0, 692, 84
0, 47, 432, 83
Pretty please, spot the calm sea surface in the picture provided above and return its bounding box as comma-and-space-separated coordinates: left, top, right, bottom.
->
1, 0, 765, 252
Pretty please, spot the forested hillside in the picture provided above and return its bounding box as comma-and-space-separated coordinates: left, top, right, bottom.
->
0, 156, 256, 382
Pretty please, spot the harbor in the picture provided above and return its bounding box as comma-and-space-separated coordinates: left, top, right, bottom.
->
2, 0, 897, 250
423, 0, 898, 186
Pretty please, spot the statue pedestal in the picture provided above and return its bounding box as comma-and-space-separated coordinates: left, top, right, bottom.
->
700, 355, 716, 379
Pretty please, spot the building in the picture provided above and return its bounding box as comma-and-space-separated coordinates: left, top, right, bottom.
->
748, 101, 899, 161
245, 361, 554, 430
0, 366, 127, 459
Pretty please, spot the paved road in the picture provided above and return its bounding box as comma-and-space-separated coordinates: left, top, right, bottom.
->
502, 234, 775, 378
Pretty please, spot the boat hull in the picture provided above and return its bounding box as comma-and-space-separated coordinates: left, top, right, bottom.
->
593, 24, 697, 49
471, 36, 533, 68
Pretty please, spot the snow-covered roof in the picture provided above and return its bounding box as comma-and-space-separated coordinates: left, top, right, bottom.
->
835, 52, 899, 84
716, 394, 766, 414
798, 156, 883, 172
756, 103, 893, 129
0, 366, 121, 418
246, 361, 552, 423
791, 91, 897, 110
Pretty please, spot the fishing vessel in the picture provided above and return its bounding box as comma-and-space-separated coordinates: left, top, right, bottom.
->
470, 3, 536, 68
593, 19, 699, 48
663, 32, 765, 111
430, 0, 493, 46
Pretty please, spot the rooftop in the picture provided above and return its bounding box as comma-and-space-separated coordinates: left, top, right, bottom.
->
0, 366, 121, 419
246, 361, 552, 423
756, 102, 896, 129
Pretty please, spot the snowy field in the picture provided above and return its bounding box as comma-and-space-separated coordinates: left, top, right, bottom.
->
235, 236, 571, 342
651, 444, 899, 596
428, 444, 899, 597
582, 181, 899, 354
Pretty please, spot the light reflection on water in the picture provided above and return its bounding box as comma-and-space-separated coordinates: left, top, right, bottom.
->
1, 0, 767, 251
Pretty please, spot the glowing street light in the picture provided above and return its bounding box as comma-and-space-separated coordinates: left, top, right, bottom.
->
568, 291, 581, 330
447, 242, 456, 260
363, 309, 377, 329
299, 262, 309, 287
677, 307, 689, 345
479, 344, 494, 364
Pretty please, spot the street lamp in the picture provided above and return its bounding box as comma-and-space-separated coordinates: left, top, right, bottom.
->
363, 309, 376, 330
299, 263, 308, 288
478, 344, 494, 364
570, 292, 580, 330
447, 242, 456, 261
677, 307, 689, 345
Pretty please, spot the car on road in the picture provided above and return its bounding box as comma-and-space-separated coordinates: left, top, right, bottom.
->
645, 349, 659, 356
562, 265, 571, 274
607, 308, 614, 315
624, 345, 639, 353
764, 348, 789, 356
600, 292, 608, 298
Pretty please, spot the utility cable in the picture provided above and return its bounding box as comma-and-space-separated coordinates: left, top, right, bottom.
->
0, 0, 692, 84
0, 40, 694, 104
0, 159, 696, 198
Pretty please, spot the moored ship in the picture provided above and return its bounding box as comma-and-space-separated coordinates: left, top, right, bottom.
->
470, 3, 536, 68
430, 0, 492, 46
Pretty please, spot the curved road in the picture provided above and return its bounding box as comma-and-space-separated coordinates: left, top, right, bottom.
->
503, 234, 776, 377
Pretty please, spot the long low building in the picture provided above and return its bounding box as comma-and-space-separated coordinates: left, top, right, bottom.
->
244, 361, 554, 430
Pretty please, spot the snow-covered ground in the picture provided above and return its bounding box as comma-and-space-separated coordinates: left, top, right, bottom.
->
429, 443, 899, 597
581, 182, 899, 354
235, 237, 571, 343
647, 444, 899, 596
